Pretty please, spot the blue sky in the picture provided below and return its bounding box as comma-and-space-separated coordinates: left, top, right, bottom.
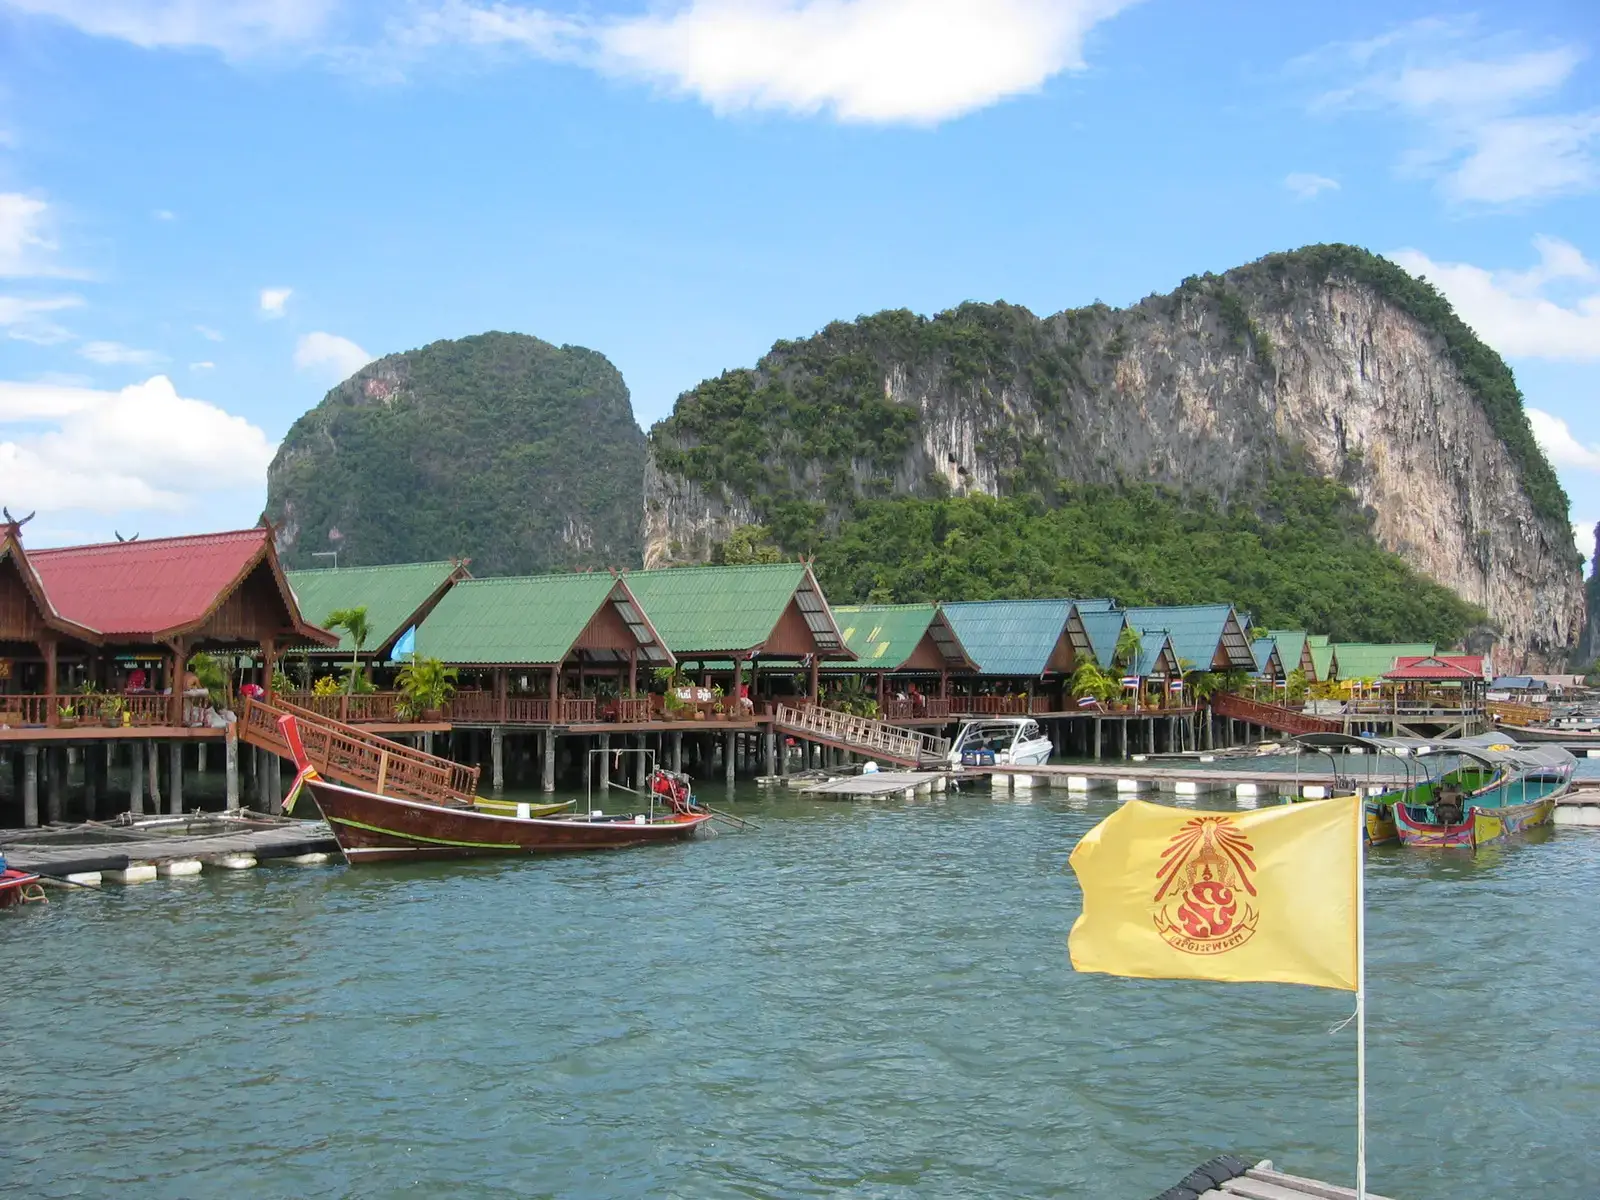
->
1, 0, 1597, 562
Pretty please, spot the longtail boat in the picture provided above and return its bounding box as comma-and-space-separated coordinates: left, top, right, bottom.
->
471, 797, 575, 819
1492, 720, 1600, 745
277, 715, 712, 865
0, 866, 46, 909
1387, 737, 1574, 849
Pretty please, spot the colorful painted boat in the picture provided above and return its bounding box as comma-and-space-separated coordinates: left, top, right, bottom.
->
1389, 738, 1575, 849
1291, 733, 1454, 846
277, 715, 712, 865
0, 867, 46, 908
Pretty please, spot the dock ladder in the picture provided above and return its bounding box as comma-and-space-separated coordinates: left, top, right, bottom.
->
774, 704, 950, 769
238, 696, 480, 807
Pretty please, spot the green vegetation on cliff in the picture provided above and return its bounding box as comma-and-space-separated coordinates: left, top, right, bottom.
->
267, 332, 644, 575
805, 477, 1483, 645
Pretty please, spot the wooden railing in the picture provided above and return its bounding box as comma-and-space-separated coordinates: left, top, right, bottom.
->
240, 696, 479, 805
277, 692, 406, 724
0, 692, 200, 729
445, 695, 598, 725
613, 698, 652, 723
775, 703, 950, 767
881, 698, 952, 721
1211, 691, 1341, 736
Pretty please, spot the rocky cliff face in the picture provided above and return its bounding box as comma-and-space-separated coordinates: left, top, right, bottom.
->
268, 332, 644, 576
646, 247, 1584, 669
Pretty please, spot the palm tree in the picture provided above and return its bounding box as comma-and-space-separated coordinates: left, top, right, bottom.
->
324, 606, 371, 695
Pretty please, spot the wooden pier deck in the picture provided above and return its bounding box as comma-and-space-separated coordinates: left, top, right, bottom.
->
0, 820, 338, 877
801, 771, 944, 799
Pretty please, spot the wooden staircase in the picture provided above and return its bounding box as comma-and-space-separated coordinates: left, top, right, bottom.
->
775, 704, 950, 768
239, 696, 480, 807
1211, 691, 1342, 736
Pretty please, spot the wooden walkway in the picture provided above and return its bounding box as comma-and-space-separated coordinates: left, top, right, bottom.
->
774, 704, 949, 768
801, 771, 944, 799
0, 820, 337, 876
238, 696, 480, 806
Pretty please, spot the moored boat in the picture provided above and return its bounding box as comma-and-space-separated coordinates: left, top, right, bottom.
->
0, 866, 46, 908
1493, 720, 1600, 745
278, 715, 712, 865
471, 797, 576, 819
946, 718, 1053, 769
1390, 739, 1574, 849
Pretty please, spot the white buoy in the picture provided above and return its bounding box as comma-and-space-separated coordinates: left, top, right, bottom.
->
1132, 754, 1148, 763
989, 774, 1011, 792
1236, 783, 1259, 798
64, 871, 102, 887
1199, 754, 1216, 763
1012, 774, 1035, 790
157, 860, 203, 878
211, 855, 257, 871
1116, 778, 1140, 792
862, 761, 879, 774
104, 864, 157, 885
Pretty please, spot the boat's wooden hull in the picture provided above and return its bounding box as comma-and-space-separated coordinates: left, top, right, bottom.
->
1365, 804, 1398, 846
1394, 794, 1557, 848
301, 777, 711, 865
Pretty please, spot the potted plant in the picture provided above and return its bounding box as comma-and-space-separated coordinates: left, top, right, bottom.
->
57, 700, 78, 729
99, 694, 126, 728
397, 656, 458, 723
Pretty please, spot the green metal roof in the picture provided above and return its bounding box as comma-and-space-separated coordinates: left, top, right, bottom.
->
622, 562, 846, 657
287, 561, 464, 655
832, 603, 974, 671
1126, 604, 1257, 673
1267, 630, 1311, 678
1307, 636, 1336, 681
1330, 642, 1436, 682
941, 600, 1074, 676
1078, 609, 1126, 667
415, 573, 671, 667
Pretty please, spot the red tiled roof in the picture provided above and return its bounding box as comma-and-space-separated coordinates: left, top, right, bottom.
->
1385, 655, 1482, 681
29, 528, 275, 638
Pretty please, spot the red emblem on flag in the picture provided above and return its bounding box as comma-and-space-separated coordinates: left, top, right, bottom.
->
1153, 816, 1260, 955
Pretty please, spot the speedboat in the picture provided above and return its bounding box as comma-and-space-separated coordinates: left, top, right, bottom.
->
947, 718, 1053, 768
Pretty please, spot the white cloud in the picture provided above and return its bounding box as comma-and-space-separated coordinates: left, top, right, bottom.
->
2, 0, 338, 56
194, 323, 224, 341
1307, 20, 1600, 205
0, 192, 65, 277
78, 339, 165, 366
1528, 409, 1600, 472
152, 208, 176, 221
400, 0, 1137, 124
0, 293, 82, 344
189, 360, 215, 370
294, 330, 373, 380
1284, 172, 1339, 200
1390, 237, 1600, 361
258, 286, 292, 317
0, 375, 275, 513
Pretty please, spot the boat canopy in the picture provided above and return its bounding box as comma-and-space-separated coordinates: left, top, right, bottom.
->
1294, 732, 1576, 775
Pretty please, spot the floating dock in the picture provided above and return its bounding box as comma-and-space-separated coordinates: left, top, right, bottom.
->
0, 818, 338, 880
801, 771, 945, 799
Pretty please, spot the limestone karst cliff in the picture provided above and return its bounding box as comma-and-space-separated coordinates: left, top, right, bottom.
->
646, 246, 1583, 669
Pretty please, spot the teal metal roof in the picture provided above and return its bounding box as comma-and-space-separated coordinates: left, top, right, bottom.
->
287, 560, 465, 656
415, 573, 670, 667
1078, 609, 1126, 667
622, 562, 847, 657
941, 599, 1074, 676
1130, 630, 1178, 678
1252, 637, 1284, 678
1125, 604, 1256, 673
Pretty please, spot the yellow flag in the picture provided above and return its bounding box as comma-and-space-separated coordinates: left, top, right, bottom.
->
1069, 795, 1359, 991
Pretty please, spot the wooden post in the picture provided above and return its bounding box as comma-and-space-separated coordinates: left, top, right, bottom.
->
542, 730, 556, 793
146, 741, 160, 810
491, 726, 505, 792
764, 729, 777, 776
724, 729, 736, 784
130, 738, 145, 814
46, 746, 64, 822
22, 745, 38, 827
495, 668, 508, 724
225, 723, 239, 810
262, 638, 278, 697
1093, 718, 1102, 761
43, 638, 58, 727
733, 656, 744, 709
877, 672, 885, 707
671, 730, 683, 773
940, 668, 949, 700
598, 733, 610, 792
627, 647, 638, 698
267, 753, 282, 816
169, 741, 184, 814
168, 639, 187, 727
808, 657, 820, 704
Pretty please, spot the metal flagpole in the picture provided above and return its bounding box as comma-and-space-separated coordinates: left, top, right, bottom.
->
1356, 795, 1367, 1200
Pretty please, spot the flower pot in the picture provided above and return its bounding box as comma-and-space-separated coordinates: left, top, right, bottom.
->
101, 716, 120, 728
422, 708, 443, 723
694, 711, 707, 721
58, 717, 78, 730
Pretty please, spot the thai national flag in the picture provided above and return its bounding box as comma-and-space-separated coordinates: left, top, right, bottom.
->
1169, 679, 1184, 691
1121, 676, 1140, 688
1077, 696, 1098, 708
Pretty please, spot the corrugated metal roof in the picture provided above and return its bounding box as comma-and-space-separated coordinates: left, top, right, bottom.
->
623, 563, 845, 656
288, 561, 465, 655
416, 573, 669, 666
1125, 604, 1256, 673
1130, 630, 1178, 678
1306, 635, 1336, 680
1331, 642, 1435, 681
1252, 637, 1283, 677
832, 603, 975, 671
942, 599, 1074, 676
28, 528, 326, 641
1266, 630, 1310, 677
1385, 655, 1479, 681
0, 531, 102, 643
1078, 609, 1126, 667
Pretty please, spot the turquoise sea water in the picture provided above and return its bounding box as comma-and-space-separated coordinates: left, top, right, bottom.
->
3, 783, 1598, 1198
